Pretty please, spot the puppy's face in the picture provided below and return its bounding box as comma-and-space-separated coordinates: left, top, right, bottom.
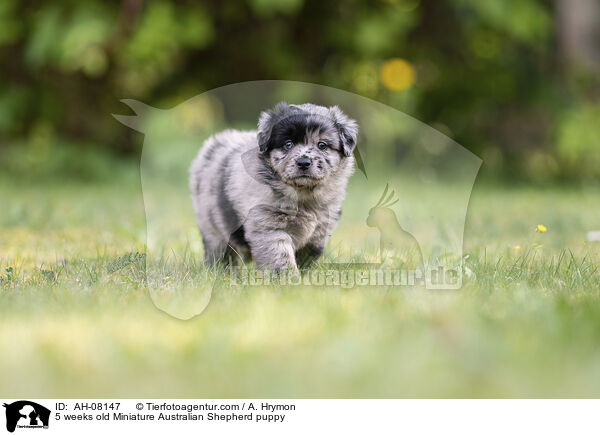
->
258, 103, 358, 189
267, 114, 344, 188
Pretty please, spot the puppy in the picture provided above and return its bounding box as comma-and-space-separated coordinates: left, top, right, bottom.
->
189, 102, 358, 274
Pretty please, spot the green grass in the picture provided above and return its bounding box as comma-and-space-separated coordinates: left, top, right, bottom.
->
2, 172, 600, 397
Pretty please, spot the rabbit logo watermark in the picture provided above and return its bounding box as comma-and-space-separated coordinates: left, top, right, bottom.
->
114, 80, 481, 319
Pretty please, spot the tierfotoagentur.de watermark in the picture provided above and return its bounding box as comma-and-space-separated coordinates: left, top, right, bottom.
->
229, 266, 461, 289
114, 80, 481, 318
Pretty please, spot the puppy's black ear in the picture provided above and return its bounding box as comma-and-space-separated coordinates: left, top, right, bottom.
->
329, 106, 358, 157
257, 101, 295, 153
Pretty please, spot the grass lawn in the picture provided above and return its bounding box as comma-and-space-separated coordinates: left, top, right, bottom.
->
1, 169, 600, 398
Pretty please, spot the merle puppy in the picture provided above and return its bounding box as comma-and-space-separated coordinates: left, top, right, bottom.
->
189, 102, 358, 274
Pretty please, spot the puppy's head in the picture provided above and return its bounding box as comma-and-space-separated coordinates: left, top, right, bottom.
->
257, 102, 358, 189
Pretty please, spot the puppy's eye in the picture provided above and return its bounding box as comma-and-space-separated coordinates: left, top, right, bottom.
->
317, 141, 328, 150
283, 140, 294, 150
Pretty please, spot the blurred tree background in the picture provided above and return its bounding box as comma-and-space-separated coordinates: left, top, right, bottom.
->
1, 0, 599, 182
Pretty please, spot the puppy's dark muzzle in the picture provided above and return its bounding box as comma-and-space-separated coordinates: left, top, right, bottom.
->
296, 157, 312, 170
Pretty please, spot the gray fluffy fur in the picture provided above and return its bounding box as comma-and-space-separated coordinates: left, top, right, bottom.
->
189, 102, 358, 274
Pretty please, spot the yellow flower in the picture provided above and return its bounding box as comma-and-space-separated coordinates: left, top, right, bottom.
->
515, 245, 520, 252
536, 224, 547, 233
380, 58, 416, 92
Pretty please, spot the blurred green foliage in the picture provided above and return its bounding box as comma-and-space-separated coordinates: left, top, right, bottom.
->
0, 0, 599, 181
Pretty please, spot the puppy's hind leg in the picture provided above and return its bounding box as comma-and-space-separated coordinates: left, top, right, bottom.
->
295, 244, 325, 269
202, 236, 228, 268
296, 220, 330, 269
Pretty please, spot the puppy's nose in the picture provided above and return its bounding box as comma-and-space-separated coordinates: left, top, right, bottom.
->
296, 156, 312, 170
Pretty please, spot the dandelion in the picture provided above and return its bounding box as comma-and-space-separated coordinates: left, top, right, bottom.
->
380, 58, 416, 92
515, 245, 520, 252
536, 224, 547, 233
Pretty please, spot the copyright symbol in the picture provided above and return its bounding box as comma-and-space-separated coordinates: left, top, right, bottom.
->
136, 403, 143, 410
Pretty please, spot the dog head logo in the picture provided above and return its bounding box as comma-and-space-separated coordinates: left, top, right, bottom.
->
3, 401, 50, 433
114, 80, 481, 319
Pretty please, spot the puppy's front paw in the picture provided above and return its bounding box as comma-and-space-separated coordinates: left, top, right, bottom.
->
271, 262, 299, 278
262, 263, 299, 285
